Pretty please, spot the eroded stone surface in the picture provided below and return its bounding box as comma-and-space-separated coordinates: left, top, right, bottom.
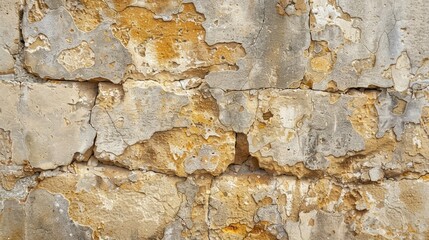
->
210, 173, 429, 239
23, 0, 132, 83
23, 0, 245, 83
91, 81, 236, 176
0, 0, 20, 74
36, 163, 211, 239
190, 0, 311, 90
0, 80, 96, 169
247, 89, 365, 172
210, 89, 259, 133
310, 0, 429, 91
3, 0, 429, 239
0, 189, 93, 240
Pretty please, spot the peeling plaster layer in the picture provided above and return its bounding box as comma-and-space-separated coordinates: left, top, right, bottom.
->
210, 173, 429, 239
23, 2, 132, 83
2, 165, 428, 239
189, 0, 311, 90
310, 0, 429, 91
91, 81, 236, 176
2, 0, 429, 239
0, 189, 92, 240
22, 0, 245, 83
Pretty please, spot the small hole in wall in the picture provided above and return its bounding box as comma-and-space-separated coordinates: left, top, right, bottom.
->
262, 111, 274, 121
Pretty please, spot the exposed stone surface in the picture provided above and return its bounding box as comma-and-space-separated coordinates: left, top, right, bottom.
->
0, 188, 93, 240
22, 0, 245, 83
91, 81, 236, 176
23, 0, 132, 83
36, 163, 198, 239
190, 0, 311, 90
248, 89, 365, 172
2, 0, 429, 239
0, 0, 20, 74
0, 80, 96, 169
210, 173, 429, 239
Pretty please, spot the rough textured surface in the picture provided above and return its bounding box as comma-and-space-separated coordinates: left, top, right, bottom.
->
191, 0, 311, 90
210, 173, 429, 239
0, 189, 93, 240
91, 81, 236, 176
0, 0, 20, 75
248, 89, 365, 172
2, 0, 429, 239
0, 80, 96, 170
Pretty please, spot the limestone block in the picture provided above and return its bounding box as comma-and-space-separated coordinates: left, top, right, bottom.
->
0, 189, 92, 240
189, 0, 311, 90
0, 80, 96, 169
325, 89, 429, 182
35, 163, 211, 239
22, 0, 245, 83
310, 0, 429, 91
209, 174, 429, 239
22, 0, 132, 83
91, 81, 235, 176
0, 0, 20, 74
247, 89, 365, 172
210, 89, 258, 133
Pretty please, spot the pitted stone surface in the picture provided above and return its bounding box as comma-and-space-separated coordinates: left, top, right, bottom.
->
2, 0, 429, 239
190, 0, 311, 90
247, 89, 365, 171
209, 174, 429, 239
91, 81, 236, 176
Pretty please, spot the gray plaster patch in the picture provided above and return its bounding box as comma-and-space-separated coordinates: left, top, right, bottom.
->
188, 0, 310, 90
23, 2, 132, 83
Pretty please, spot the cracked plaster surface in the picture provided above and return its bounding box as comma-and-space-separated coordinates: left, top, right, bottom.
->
1, 0, 429, 239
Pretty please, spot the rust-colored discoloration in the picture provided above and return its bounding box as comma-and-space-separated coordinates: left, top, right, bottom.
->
113, 4, 244, 65
109, 91, 235, 176
65, 0, 111, 32
254, 151, 323, 178
56, 1, 244, 79
399, 181, 425, 213
276, 0, 307, 16
352, 54, 376, 75
246, 222, 278, 240
28, 0, 49, 23
222, 222, 248, 235
110, 0, 134, 11
348, 91, 396, 155
304, 41, 337, 88
325, 91, 397, 182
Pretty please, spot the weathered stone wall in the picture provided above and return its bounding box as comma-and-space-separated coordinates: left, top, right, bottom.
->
1, 0, 429, 239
